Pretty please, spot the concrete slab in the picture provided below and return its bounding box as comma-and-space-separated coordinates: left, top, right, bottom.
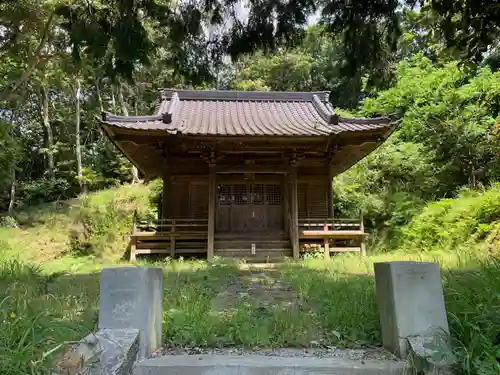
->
133, 355, 413, 375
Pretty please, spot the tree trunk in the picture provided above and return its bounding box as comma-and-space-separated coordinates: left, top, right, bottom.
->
117, 82, 140, 184
95, 78, 104, 113
7, 168, 16, 217
40, 84, 55, 179
111, 86, 117, 113
75, 78, 86, 193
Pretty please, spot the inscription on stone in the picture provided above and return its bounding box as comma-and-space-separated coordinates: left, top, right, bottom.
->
98, 267, 163, 358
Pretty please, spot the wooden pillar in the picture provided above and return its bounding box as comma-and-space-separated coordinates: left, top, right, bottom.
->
207, 165, 216, 260
324, 238, 330, 259
162, 160, 169, 220
283, 175, 289, 236
130, 211, 137, 261
170, 220, 176, 257
360, 215, 366, 256
290, 166, 300, 260
327, 164, 334, 221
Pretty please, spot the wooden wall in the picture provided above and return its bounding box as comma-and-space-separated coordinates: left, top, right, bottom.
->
164, 176, 209, 219
297, 177, 328, 219
162, 156, 331, 221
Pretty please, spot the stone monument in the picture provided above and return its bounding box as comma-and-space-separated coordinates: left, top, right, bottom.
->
374, 261, 450, 359
99, 266, 164, 358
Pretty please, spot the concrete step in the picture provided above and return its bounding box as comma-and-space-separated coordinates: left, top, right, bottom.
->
133, 354, 412, 375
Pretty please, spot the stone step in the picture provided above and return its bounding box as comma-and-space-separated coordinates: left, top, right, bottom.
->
133, 355, 412, 375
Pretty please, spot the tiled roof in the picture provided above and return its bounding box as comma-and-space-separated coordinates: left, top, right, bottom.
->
101, 90, 391, 136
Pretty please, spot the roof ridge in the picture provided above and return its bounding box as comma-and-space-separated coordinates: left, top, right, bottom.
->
339, 116, 390, 124
101, 111, 163, 123
161, 89, 329, 102
312, 94, 339, 125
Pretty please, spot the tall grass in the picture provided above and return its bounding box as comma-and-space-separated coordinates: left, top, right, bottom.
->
0, 259, 99, 375
163, 260, 320, 348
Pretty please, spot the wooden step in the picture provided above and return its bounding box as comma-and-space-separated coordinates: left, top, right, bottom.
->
215, 240, 291, 250
216, 248, 292, 257
215, 232, 287, 241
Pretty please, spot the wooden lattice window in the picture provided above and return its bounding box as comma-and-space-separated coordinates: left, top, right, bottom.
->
233, 184, 248, 205
218, 184, 231, 206
266, 184, 281, 205
251, 184, 265, 205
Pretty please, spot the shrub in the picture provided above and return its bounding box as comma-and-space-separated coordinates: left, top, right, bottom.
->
70, 184, 152, 258
401, 184, 500, 252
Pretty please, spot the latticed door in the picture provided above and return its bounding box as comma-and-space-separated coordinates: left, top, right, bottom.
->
216, 182, 283, 232
248, 184, 266, 231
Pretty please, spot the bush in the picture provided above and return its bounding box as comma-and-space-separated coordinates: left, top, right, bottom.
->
20, 178, 72, 206
401, 184, 500, 253
69, 184, 152, 258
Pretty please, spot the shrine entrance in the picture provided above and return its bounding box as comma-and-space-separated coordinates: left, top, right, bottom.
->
216, 182, 284, 233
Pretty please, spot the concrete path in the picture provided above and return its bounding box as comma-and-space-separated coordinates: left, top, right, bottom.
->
134, 354, 412, 375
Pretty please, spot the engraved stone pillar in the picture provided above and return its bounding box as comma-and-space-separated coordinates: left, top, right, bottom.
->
374, 261, 450, 358
99, 267, 163, 358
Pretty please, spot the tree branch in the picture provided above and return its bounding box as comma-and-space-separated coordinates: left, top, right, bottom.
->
0, 12, 55, 102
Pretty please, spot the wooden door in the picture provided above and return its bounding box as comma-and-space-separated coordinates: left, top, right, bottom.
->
231, 184, 249, 231
216, 182, 284, 232
248, 184, 266, 231
265, 184, 283, 230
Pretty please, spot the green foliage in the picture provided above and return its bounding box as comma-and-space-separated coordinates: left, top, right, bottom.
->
363, 56, 500, 186
333, 56, 500, 249
444, 262, 500, 375
70, 184, 151, 257
0, 259, 98, 375
401, 184, 500, 253
19, 178, 72, 206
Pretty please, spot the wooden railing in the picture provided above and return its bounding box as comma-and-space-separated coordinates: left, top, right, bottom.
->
128, 212, 209, 261
297, 216, 366, 257
134, 216, 209, 233
298, 217, 363, 231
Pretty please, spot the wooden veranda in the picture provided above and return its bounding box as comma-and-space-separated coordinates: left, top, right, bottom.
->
100, 90, 394, 261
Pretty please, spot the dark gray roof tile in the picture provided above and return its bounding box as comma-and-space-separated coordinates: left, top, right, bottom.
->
101, 90, 391, 136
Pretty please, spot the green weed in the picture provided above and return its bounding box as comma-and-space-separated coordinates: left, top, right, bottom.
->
0, 260, 99, 375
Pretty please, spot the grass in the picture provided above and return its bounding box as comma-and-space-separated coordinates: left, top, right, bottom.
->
0, 182, 498, 374
163, 260, 319, 348
0, 260, 99, 375
0, 183, 152, 264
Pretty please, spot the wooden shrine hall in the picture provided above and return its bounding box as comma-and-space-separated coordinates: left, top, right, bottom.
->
99, 90, 394, 261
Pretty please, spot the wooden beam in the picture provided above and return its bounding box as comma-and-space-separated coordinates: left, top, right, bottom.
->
207, 165, 216, 260
324, 238, 330, 260
290, 166, 300, 260
215, 165, 288, 174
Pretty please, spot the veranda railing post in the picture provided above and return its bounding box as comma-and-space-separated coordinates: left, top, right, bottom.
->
360, 214, 366, 256
129, 210, 138, 261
